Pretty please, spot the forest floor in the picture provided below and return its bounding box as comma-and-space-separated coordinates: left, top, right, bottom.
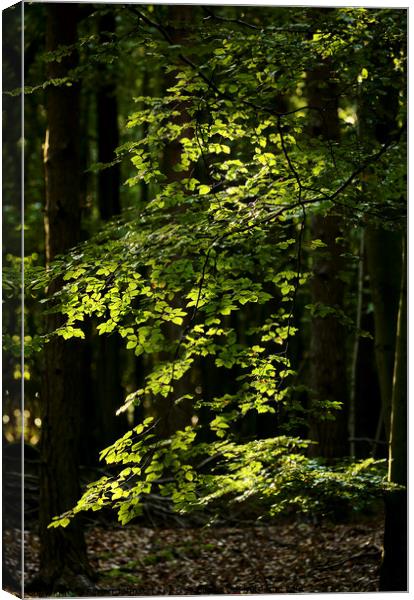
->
7, 511, 384, 595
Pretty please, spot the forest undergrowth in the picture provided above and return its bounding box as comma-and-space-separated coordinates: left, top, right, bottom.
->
7, 510, 383, 596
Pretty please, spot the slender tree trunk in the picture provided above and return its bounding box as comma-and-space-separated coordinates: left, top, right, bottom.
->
38, 5, 92, 593
94, 12, 126, 449
348, 230, 364, 457
77, 85, 97, 466
353, 309, 383, 458
306, 64, 348, 459
379, 236, 407, 591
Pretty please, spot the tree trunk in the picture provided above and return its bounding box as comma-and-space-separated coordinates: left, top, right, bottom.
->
96, 12, 121, 220
358, 40, 402, 444
356, 37, 406, 590
154, 5, 194, 438
94, 12, 126, 450
379, 236, 407, 591
348, 230, 364, 457
365, 227, 402, 440
38, 5, 92, 593
306, 63, 348, 459
308, 216, 349, 458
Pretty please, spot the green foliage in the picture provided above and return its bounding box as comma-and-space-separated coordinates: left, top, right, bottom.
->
29, 6, 406, 528
49, 427, 392, 528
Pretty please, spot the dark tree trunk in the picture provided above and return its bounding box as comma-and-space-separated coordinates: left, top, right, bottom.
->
96, 12, 121, 219
357, 42, 406, 590
354, 307, 383, 458
77, 83, 96, 467
379, 237, 407, 591
358, 40, 402, 443
95, 335, 125, 448
94, 12, 126, 450
38, 5, 92, 593
365, 227, 402, 440
306, 64, 348, 459
380, 489, 407, 591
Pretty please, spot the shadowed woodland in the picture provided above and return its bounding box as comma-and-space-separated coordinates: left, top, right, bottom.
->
2, 3, 407, 596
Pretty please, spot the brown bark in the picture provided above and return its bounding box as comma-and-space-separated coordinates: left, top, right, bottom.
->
153, 6, 194, 438
308, 216, 348, 458
162, 6, 193, 183
306, 63, 348, 459
38, 5, 92, 593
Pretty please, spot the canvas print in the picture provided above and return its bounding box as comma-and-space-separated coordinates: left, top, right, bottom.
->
2, 2, 407, 596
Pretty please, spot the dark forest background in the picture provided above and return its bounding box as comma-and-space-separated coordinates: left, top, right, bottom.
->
2, 3, 407, 596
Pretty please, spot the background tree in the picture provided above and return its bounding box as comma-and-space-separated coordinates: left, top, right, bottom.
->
379, 236, 406, 590
93, 11, 126, 452
306, 49, 348, 459
355, 14, 406, 587
37, 4, 92, 593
